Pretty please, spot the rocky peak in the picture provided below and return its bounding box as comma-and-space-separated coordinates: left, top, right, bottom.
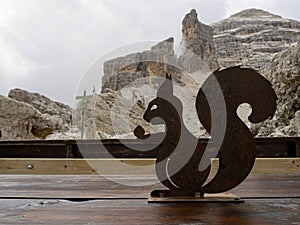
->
213, 8, 300, 71
230, 8, 282, 19
180, 9, 219, 71
182, 9, 214, 44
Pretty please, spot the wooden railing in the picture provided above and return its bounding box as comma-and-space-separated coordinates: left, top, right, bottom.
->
0, 137, 299, 175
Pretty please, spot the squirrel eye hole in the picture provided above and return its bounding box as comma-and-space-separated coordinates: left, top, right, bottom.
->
151, 104, 157, 110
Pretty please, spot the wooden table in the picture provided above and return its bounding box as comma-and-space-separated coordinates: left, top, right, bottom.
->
0, 173, 299, 224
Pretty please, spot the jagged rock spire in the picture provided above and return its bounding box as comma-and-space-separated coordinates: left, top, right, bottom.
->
179, 9, 219, 71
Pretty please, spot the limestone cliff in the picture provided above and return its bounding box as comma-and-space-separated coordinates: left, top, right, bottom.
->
251, 37, 300, 136
179, 9, 219, 72
102, 37, 177, 92
213, 8, 300, 71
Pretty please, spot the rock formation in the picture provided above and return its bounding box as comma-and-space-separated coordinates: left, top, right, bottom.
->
9, 88, 72, 125
296, 111, 300, 135
0, 89, 72, 140
179, 9, 219, 72
0, 95, 39, 140
102, 37, 177, 92
97, 8, 299, 138
102, 10, 219, 93
73, 87, 165, 139
213, 8, 300, 71
251, 37, 300, 136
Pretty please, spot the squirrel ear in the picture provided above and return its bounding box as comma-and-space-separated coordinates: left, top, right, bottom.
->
158, 72, 174, 98
166, 72, 172, 80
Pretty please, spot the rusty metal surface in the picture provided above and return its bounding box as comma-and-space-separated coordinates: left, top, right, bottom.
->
135, 67, 277, 196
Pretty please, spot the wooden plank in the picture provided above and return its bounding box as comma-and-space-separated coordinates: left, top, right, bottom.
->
0, 174, 299, 199
0, 198, 299, 224
0, 158, 299, 175
0, 158, 156, 175
252, 158, 300, 174
210, 158, 300, 174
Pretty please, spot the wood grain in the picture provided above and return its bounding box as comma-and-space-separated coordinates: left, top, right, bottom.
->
0, 173, 299, 224
0, 198, 299, 224
0, 174, 299, 199
0, 158, 299, 175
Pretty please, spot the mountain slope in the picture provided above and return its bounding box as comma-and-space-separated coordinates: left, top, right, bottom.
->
213, 8, 300, 71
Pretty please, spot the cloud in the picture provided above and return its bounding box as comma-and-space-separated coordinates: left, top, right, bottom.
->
0, 36, 35, 93
0, 0, 134, 105
101, 0, 227, 42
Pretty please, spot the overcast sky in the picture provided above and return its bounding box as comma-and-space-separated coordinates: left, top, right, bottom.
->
0, 0, 300, 106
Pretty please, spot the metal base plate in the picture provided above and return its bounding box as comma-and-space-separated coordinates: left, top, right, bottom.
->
148, 190, 244, 203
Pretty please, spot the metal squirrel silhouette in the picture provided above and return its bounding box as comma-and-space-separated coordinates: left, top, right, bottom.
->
134, 66, 277, 197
